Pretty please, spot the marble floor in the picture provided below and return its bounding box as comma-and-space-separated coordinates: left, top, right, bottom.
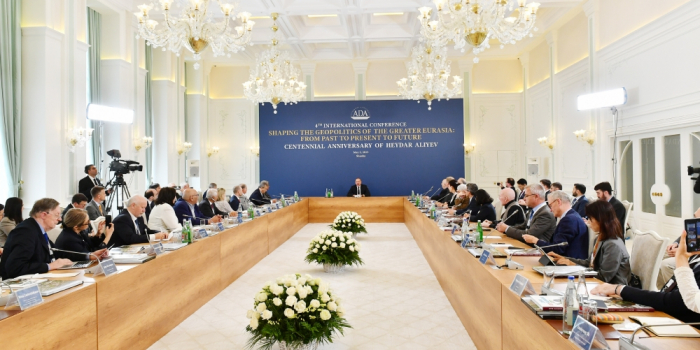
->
149, 223, 476, 350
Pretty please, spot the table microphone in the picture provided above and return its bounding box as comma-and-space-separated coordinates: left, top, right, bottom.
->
427, 187, 441, 198
535, 242, 569, 250
421, 186, 434, 197
182, 214, 211, 222
50, 248, 103, 263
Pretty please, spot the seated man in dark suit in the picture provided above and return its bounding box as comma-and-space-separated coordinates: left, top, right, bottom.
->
540, 179, 552, 201
250, 180, 277, 206
571, 183, 589, 218
0, 198, 73, 279
62, 193, 89, 222
451, 183, 479, 216
144, 189, 156, 221
86, 186, 106, 220
522, 191, 589, 259
429, 178, 450, 202
516, 178, 528, 206
111, 195, 168, 247
594, 181, 626, 230
199, 189, 227, 219
174, 189, 222, 224
229, 185, 242, 211
496, 184, 556, 243
347, 178, 371, 197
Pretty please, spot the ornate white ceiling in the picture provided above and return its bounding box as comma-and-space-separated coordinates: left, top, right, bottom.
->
134, 0, 583, 64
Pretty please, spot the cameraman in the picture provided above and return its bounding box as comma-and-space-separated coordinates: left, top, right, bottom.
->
78, 164, 112, 201
657, 207, 700, 289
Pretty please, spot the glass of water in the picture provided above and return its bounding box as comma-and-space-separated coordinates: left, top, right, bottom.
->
542, 266, 556, 289
581, 300, 598, 326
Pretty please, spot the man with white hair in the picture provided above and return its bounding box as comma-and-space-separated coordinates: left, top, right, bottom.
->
111, 195, 168, 247
199, 188, 226, 218
201, 182, 218, 201
522, 190, 588, 259
496, 184, 556, 243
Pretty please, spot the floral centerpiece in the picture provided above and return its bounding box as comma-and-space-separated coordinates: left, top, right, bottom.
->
245, 274, 351, 350
330, 211, 367, 238
305, 230, 363, 273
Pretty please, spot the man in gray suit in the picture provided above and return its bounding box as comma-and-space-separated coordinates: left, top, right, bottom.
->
496, 183, 556, 243
86, 186, 106, 220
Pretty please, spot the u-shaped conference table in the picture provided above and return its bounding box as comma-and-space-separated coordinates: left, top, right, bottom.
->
1, 197, 698, 349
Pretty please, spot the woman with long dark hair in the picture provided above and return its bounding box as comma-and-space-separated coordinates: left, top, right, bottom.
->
0, 197, 23, 247
147, 187, 181, 232
468, 189, 497, 223
548, 200, 631, 284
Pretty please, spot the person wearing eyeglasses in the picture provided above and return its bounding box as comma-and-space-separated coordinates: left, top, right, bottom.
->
54, 208, 112, 261
521, 190, 588, 259
495, 184, 556, 243
0, 198, 74, 279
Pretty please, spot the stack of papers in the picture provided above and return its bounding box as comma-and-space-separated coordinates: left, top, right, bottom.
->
629, 316, 700, 337
162, 243, 188, 251
110, 254, 155, 264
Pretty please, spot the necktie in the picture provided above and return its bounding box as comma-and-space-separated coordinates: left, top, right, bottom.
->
99, 205, 103, 215
357, 186, 360, 195
527, 210, 535, 228
572, 197, 578, 206
134, 219, 140, 234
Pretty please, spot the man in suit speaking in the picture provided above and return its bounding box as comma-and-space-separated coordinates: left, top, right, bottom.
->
347, 178, 371, 197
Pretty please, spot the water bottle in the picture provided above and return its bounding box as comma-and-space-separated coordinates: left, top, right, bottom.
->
330, 188, 334, 198
562, 276, 578, 334
576, 270, 589, 303
461, 217, 469, 242
182, 220, 190, 244
294, 191, 298, 202
476, 220, 483, 245
237, 207, 243, 224
280, 195, 286, 207
430, 203, 436, 219
411, 190, 415, 199
248, 206, 255, 220
325, 188, 329, 198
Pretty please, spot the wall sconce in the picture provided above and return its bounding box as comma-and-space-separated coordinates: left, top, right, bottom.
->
250, 146, 260, 157
538, 136, 555, 150
134, 136, 153, 152
67, 127, 94, 153
177, 141, 192, 156
573, 129, 595, 145
463, 143, 475, 155
207, 146, 220, 157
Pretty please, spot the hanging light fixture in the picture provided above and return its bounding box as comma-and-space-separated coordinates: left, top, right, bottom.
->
417, 0, 540, 63
134, 0, 255, 69
397, 43, 462, 110
243, 13, 306, 114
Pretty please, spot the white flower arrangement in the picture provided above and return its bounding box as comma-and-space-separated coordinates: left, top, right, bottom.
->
305, 230, 363, 270
330, 211, 367, 235
245, 274, 350, 349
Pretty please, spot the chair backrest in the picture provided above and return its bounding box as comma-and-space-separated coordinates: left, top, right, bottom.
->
621, 201, 634, 238
630, 229, 669, 291
494, 199, 503, 218
588, 227, 598, 257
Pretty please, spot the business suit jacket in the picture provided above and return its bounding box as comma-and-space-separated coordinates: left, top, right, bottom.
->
620, 262, 700, 325
54, 228, 105, 260
457, 197, 479, 216
111, 212, 158, 247
86, 200, 105, 220
544, 190, 551, 201
570, 237, 631, 285
347, 184, 371, 197
470, 203, 496, 223
61, 204, 74, 222
505, 205, 556, 243
0, 218, 53, 279
229, 196, 241, 212
609, 196, 627, 229
571, 196, 589, 218
199, 199, 225, 219
535, 209, 589, 260
238, 195, 251, 210
173, 199, 206, 224
494, 201, 526, 227
250, 189, 272, 206
78, 176, 103, 201
145, 200, 153, 221
0, 217, 17, 247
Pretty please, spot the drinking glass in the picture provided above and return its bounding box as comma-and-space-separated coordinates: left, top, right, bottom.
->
200, 219, 207, 227
542, 266, 556, 289
582, 300, 598, 326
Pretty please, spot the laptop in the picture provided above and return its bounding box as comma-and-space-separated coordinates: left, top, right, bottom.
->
532, 266, 598, 277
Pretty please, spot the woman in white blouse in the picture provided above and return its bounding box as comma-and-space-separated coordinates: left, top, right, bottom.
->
215, 188, 234, 214
674, 230, 700, 313
147, 187, 181, 232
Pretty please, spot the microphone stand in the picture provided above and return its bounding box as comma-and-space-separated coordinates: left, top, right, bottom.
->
421, 186, 434, 197
503, 242, 569, 270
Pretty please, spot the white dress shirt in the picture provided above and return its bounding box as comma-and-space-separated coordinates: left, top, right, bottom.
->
147, 204, 181, 232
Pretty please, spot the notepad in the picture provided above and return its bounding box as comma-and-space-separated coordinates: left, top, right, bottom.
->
629, 316, 700, 337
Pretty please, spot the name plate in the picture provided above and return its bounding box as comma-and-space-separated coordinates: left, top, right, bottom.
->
509, 274, 536, 296
451, 225, 457, 235
275, 202, 281, 209
216, 222, 225, 232
9, 284, 44, 310
255, 209, 262, 216
153, 242, 164, 255
198, 228, 208, 238
569, 317, 610, 350
100, 258, 118, 276
237, 215, 243, 224
267, 206, 273, 213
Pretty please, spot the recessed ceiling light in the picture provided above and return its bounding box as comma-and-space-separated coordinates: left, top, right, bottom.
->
307, 14, 337, 18
373, 12, 404, 16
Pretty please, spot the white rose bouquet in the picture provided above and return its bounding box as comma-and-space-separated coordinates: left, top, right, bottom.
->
245, 274, 351, 350
330, 211, 367, 235
304, 230, 363, 271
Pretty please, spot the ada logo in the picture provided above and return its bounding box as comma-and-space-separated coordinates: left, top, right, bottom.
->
351, 107, 370, 120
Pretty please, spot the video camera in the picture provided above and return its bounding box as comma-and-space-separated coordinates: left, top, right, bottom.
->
107, 149, 143, 175
688, 164, 700, 194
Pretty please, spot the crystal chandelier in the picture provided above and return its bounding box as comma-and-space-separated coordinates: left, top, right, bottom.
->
134, 0, 255, 69
243, 13, 306, 114
418, 0, 540, 63
397, 44, 462, 111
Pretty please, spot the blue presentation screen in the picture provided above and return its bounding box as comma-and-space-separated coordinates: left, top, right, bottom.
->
259, 99, 464, 197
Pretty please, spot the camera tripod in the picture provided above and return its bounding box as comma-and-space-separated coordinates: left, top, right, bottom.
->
105, 173, 131, 213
